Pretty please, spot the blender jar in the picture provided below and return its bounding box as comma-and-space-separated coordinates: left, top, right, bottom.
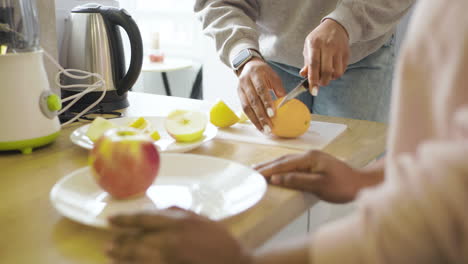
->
0, 0, 40, 54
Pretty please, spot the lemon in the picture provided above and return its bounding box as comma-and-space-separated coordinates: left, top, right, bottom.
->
149, 130, 161, 141
210, 100, 240, 128
128, 117, 149, 130
237, 110, 250, 124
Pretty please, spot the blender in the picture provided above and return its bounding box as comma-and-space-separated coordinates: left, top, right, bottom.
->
0, 0, 61, 154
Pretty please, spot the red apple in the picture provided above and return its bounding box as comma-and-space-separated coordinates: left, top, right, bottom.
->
89, 127, 160, 199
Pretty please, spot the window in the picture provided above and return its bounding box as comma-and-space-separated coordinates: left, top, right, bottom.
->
119, 0, 203, 60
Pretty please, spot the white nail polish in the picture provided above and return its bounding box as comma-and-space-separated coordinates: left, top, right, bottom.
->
267, 108, 275, 118
263, 125, 271, 134
311, 86, 318, 97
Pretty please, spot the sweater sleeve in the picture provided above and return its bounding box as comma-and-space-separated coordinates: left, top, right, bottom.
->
311, 139, 468, 264
324, 0, 414, 44
194, 0, 260, 67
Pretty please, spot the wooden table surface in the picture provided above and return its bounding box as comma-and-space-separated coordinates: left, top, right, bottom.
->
0, 92, 387, 263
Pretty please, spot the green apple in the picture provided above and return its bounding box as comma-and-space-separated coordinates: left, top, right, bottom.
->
86, 117, 118, 142
165, 110, 207, 142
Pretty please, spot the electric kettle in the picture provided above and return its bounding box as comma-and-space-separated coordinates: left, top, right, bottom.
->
0, 0, 61, 154
61, 3, 143, 112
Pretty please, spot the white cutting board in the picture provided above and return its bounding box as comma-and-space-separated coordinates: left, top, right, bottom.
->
216, 120, 347, 151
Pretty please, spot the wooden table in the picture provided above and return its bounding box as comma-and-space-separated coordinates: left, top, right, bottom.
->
0, 92, 387, 263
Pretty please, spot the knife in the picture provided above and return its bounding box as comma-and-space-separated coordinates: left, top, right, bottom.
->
277, 78, 309, 109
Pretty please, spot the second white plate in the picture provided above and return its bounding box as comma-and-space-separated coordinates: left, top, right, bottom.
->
70, 116, 218, 153
50, 153, 267, 228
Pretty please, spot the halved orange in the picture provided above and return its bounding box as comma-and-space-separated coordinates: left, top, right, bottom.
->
271, 98, 311, 138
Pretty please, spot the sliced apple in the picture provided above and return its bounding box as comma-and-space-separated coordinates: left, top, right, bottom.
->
165, 110, 207, 142
86, 117, 118, 142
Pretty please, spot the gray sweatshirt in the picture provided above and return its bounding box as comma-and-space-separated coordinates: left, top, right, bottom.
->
194, 0, 414, 69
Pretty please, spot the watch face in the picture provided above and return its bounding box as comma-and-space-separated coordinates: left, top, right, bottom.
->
232, 49, 252, 69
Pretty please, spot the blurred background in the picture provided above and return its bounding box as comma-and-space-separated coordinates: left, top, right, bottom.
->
55, 0, 239, 110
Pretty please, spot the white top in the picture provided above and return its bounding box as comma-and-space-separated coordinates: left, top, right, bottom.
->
195, 0, 414, 68
311, 0, 468, 263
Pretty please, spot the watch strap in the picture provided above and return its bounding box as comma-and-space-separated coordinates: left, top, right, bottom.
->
232, 49, 263, 73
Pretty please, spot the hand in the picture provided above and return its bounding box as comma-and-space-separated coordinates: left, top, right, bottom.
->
254, 150, 361, 203
107, 207, 252, 264
238, 58, 286, 133
301, 19, 350, 95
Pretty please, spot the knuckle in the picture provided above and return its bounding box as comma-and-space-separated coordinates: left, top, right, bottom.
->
322, 69, 333, 78
311, 58, 320, 67
257, 116, 267, 125
324, 38, 334, 47
283, 174, 294, 185
247, 93, 257, 105
311, 37, 322, 47
255, 84, 267, 96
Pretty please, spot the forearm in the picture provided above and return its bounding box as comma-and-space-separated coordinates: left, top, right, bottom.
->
194, 0, 260, 66
357, 156, 385, 189
250, 236, 310, 264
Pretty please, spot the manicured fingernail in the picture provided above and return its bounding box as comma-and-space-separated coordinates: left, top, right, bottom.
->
267, 108, 275, 118
311, 86, 318, 96
271, 176, 280, 184
263, 125, 271, 134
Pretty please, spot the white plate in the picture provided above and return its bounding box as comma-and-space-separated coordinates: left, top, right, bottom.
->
50, 153, 267, 228
70, 116, 218, 153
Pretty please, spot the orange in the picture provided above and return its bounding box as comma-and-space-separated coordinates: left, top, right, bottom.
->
271, 98, 311, 138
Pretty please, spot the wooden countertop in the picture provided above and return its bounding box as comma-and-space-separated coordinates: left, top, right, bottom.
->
0, 92, 387, 263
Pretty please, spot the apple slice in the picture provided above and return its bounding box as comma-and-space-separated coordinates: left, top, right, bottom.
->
165, 110, 207, 142
86, 117, 118, 142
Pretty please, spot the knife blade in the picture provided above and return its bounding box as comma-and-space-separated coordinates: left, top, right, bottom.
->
277, 78, 309, 109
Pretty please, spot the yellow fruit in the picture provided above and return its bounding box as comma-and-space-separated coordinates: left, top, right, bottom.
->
149, 130, 161, 141
165, 110, 207, 142
271, 98, 311, 138
210, 100, 240, 128
237, 110, 250, 123
86, 117, 117, 142
129, 117, 149, 130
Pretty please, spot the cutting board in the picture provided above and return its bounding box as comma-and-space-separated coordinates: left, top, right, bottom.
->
216, 121, 347, 151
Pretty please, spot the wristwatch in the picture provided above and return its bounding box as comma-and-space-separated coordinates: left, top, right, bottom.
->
232, 48, 263, 73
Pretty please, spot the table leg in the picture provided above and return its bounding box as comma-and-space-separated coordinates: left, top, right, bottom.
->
161, 72, 172, 96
